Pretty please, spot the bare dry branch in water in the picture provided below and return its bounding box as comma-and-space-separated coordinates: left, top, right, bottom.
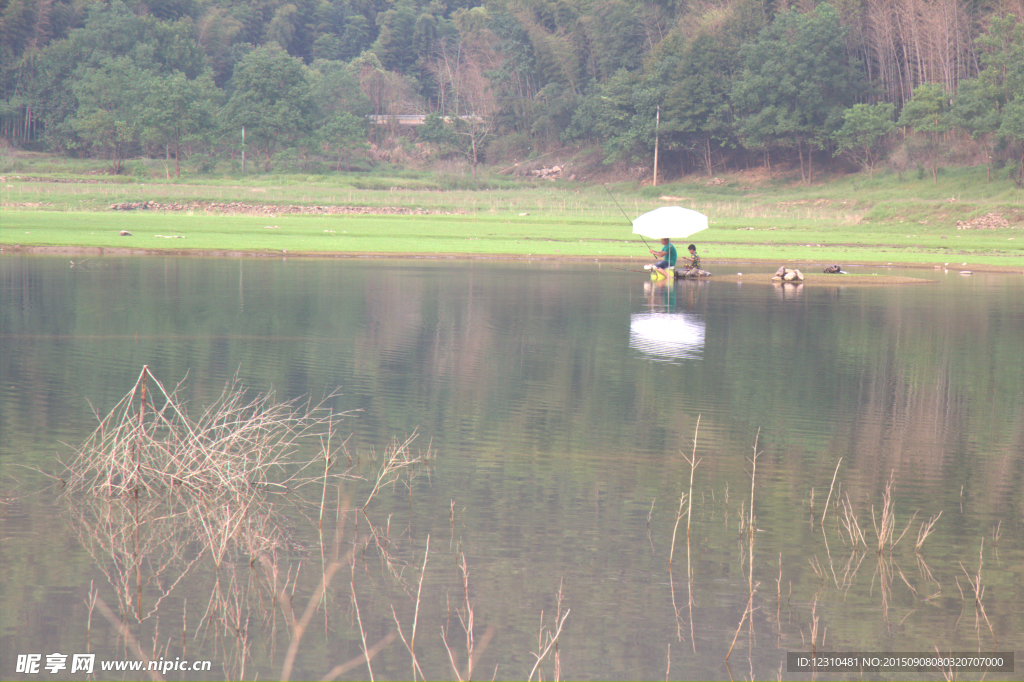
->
528, 580, 569, 682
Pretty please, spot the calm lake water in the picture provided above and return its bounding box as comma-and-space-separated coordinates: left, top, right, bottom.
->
1, 254, 1021, 681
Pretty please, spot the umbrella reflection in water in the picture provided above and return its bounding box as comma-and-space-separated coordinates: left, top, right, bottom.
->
629, 312, 706, 361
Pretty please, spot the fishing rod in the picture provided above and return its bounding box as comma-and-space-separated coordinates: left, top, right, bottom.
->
603, 184, 654, 252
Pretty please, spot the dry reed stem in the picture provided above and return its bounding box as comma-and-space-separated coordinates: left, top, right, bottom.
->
775, 553, 782, 618
667, 431, 698, 650
915, 552, 940, 592
933, 647, 956, 682
440, 550, 491, 682
959, 538, 997, 644
669, 569, 683, 643
684, 504, 697, 651
821, 458, 842, 528
671, 419, 702, 564
871, 473, 917, 554
350, 557, 374, 682
748, 428, 760, 540
362, 430, 426, 512
669, 491, 686, 566
745, 429, 760, 637
840, 494, 867, 548
809, 597, 820, 656
724, 581, 760, 661
684, 417, 702, 540
808, 556, 825, 584
391, 535, 429, 681
440, 623, 464, 682
840, 550, 867, 591
724, 431, 764, 669
85, 580, 98, 641
915, 511, 942, 551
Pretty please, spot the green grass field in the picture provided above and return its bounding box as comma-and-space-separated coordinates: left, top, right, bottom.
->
3, 159, 1023, 270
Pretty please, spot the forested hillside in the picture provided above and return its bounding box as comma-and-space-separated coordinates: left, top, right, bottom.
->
2, 0, 1023, 183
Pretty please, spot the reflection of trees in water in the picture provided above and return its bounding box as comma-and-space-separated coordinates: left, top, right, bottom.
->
741, 284, 1024, 521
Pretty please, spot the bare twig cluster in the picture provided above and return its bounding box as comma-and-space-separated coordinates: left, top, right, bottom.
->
871, 472, 917, 554
61, 366, 351, 500
362, 429, 431, 512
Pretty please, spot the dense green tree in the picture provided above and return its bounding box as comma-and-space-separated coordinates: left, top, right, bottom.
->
565, 64, 667, 166
949, 78, 1001, 181
308, 57, 370, 169
135, 0, 197, 21
974, 15, 1024, 99
731, 4, 864, 182
663, 32, 742, 176
265, 2, 301, 52
195, 5, 246, 86
1000, 98, 1024, 187
223, 44, 317, 168
22, 0, 207, 155
373, 0, 418, 72
1, 0, 81, 101
832, 102, 895, 178
140, 69, 222, 177
504, 0, 588, 96
564, 71, 636, 157
972, 15, 1024, 186
580, 0, 644, 81
483, 1, 541, 135
897, 82, 952, 184
1, 0, 39, 96
418, 110, 459, 148
69, 56, 147, 172
309, 57, 370, 116
316, 110, 368, 169
338, 13, 372, 60
74, 1, 207, 77
17, 31, 84, 152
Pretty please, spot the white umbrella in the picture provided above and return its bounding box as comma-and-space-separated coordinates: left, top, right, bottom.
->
629, 312, 705, 361
632, 206, 708, 240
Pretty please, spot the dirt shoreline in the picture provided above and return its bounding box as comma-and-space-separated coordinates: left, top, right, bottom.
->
4, 243, 1021, 277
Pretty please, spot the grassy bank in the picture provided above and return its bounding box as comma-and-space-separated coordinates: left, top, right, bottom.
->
2, 160, 1023, 270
